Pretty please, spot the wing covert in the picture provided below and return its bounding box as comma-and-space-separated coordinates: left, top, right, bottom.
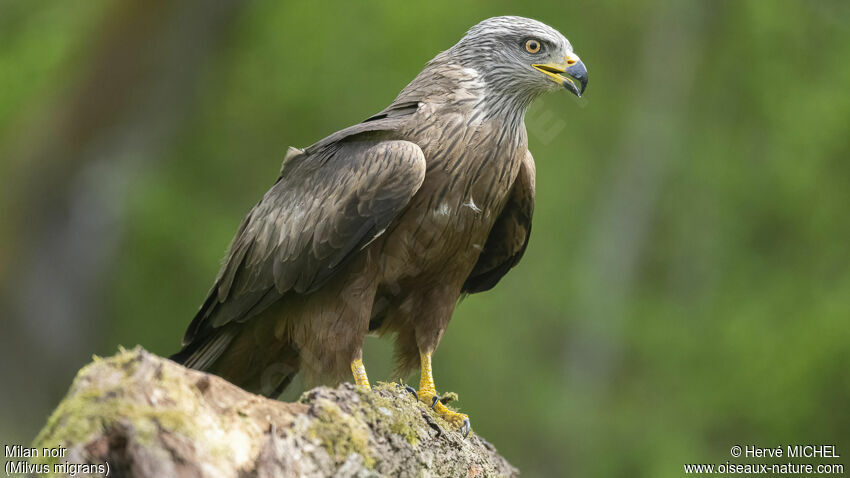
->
184, 137, 425, 344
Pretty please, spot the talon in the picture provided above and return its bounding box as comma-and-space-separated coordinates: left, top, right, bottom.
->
416, 352, 471, 437
404, 385, 418, 400
461, 417, 471, 438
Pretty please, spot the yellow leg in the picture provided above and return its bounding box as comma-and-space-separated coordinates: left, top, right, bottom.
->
418, 351, 471, 436
350, 358, 371, 390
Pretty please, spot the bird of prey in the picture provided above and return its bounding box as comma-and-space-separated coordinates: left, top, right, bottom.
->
172, 16, 587, 436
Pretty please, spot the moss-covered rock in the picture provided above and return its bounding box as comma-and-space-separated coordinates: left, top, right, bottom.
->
31, 347, 518, 477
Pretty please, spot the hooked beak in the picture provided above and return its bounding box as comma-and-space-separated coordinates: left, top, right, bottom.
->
532, 52, 588, 97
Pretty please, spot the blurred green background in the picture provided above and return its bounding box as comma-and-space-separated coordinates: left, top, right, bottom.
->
1, 1, 848, 476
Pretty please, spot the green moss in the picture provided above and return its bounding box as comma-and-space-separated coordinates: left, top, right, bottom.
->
32, 348, 199, 464
389, 418, 419, 446
439, 392, 459, 404
366, 384, 421, 446
368, 382, 472, 441
307, 399, 375, 468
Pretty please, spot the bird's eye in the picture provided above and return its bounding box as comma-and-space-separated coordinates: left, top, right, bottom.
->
525, 39, 541, 54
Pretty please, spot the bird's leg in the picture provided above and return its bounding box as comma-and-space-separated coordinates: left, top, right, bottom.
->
350, 357, 371, 390
417, 350, 471, 437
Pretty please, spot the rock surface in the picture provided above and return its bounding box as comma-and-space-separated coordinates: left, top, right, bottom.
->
32, 347, 518, 477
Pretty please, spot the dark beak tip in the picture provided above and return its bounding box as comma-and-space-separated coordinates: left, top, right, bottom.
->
564, 59, 588, 97
563, 78, 585, 98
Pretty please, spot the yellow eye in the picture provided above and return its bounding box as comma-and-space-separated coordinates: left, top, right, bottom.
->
525, 39, 541, 54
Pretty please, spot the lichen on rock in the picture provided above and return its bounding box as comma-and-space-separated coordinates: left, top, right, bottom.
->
32, 347, 518, 477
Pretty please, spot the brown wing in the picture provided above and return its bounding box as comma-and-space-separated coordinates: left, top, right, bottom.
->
182, 136, 426, 345
462, 151, 535, 293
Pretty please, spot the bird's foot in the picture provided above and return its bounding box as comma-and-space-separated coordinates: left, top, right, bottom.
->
418, 389, 471, 437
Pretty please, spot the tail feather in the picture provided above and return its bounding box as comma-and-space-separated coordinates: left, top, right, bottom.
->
170, 322, 301, 398
170, 328, 236, 372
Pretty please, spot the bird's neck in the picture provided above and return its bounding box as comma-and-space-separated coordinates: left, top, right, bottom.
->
396, 53, 535, 137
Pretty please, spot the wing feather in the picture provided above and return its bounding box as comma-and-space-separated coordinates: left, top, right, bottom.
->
462, 151, 536, 293
183, 136, 426, 344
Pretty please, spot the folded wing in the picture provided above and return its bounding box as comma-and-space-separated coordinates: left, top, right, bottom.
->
462, 151, 535, 293
183, 136, 426, 346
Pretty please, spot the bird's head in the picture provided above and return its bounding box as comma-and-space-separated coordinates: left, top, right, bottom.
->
450, 16, 588, 99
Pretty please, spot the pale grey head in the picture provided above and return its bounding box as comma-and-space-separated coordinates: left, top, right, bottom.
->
448, 16, 588, 100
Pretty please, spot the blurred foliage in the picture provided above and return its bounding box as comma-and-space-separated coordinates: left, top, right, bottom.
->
1, 1, 849, 476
